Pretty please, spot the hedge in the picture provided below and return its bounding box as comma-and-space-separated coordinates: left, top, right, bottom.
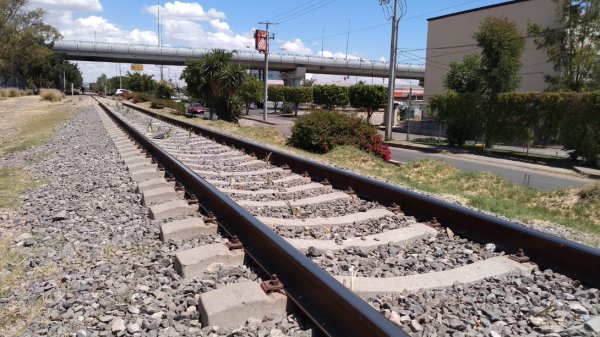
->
312, 85, 349, 110
429, 91, 600, 166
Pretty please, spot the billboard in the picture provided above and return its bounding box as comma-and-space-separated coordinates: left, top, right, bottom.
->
254, 30, 268, 52
131, 64, 144, 71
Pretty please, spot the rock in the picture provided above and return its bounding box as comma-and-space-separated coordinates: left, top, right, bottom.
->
111, 318, 126, 332
446, 227, 454, 239
569, 303, 589, 314
307, 246, 323, 257
489, 331, 501, 337
485, 243, 496, 251
409, 320, 422, 332
528, 316, 545, 327
584, 316, 600, 333
75, 329, 90, 337
127, 323, 140, 334
13, 232, 33, 246
389, 311, 402, 326
128, 306, 140, 314
23, 237, 35, 247
52, 210, 67, 221
481, 308, 502, 322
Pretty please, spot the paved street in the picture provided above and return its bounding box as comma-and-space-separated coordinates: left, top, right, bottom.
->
242, 109, 595, 189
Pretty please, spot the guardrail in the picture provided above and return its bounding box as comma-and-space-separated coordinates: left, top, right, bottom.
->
55, 41, 425, 78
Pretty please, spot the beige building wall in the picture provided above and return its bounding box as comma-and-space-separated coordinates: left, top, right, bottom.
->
424, 0, 559, 100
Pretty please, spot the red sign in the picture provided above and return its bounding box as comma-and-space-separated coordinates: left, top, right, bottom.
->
255, 30, 268, 52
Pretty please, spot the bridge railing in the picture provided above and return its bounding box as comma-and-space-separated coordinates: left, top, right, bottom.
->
54, 40, 425, 74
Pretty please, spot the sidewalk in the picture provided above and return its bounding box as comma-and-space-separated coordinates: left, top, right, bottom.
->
382, 136, 600, 179
240, 109, 600, 180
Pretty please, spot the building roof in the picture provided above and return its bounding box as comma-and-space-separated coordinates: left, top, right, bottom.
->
427, 0, 532, 21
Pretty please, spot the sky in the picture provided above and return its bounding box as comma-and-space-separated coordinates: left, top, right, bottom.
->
27, 0, 511, 85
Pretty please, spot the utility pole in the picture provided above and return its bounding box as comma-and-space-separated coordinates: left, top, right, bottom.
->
258, 21, 276, 122
384, 0, 400, 141
345, 19, 351, 60
157, 0, 164, 82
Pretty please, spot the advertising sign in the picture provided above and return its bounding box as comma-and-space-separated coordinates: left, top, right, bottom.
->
131, 64, 144, 71
254, 30, 268, 52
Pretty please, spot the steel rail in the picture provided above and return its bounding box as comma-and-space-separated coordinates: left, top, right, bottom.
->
98, 100, 409, 336
120, 100, 600, 288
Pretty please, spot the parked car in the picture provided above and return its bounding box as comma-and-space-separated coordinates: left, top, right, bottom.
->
114, 88, 131, 96
187, 103, 205, 115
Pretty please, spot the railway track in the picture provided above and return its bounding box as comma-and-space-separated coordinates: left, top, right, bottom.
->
95, 96, 600, 337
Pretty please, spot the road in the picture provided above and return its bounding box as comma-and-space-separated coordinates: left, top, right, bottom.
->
242, 109, 594, 189
389, 147, 592, 189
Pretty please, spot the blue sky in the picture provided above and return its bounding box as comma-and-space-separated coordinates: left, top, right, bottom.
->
29, 0, 510, 83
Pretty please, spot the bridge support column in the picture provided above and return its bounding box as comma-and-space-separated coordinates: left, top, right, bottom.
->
283, 67, 306, 86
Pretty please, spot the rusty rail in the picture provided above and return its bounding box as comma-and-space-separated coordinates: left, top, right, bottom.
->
99, 100, 409, 336
120, 100, 600, 289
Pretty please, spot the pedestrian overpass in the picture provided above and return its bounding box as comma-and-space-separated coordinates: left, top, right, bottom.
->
54, 41, 425, 85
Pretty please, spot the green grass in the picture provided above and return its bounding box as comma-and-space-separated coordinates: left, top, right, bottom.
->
134, 106, 600, 246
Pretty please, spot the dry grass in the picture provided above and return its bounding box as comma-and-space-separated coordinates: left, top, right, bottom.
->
0, 88, 31, 98
0, 101, 75, 156
127, 103, 600, 243
39, 89, 64, 102
0, 168, 41, 209
0, 236, 57, 334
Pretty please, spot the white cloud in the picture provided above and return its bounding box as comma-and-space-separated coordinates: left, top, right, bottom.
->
209, 19, 230, 32
280, 39, 312, 55
379, 56, 386, 62
317, 50, 361, 60
29, 0, 102, 12
143, 1, 225, 21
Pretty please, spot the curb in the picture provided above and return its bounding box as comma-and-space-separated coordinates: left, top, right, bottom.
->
572, 167, 600, 180
384, 141, 599, 180
240, 116, 280, 126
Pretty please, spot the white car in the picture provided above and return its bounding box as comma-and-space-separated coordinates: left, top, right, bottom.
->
114, 88, 131, 96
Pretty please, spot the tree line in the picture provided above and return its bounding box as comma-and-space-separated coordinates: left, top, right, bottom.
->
0, 0, 83, 90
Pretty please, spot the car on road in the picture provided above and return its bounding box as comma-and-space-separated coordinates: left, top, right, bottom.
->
187, 103, 205, 115
114, 88, 131, 96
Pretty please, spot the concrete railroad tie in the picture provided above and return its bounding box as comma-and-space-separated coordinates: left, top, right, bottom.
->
198, 281, 287, 330
257, 208, 395, 228
287, 223, 437, 252
336, 256, 534, 296
174, 243, 245, 279
237, 192, 351, 208
160, 218, 217, 242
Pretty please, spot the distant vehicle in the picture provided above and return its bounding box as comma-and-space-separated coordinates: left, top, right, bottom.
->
114, 88, 131, 96
171, 96, 182, 103
187, 103, 205, 115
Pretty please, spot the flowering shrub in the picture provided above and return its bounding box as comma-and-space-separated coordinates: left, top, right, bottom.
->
288, 110, 391, 161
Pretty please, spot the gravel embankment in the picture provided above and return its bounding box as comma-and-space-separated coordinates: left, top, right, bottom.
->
1, 100, 312, 337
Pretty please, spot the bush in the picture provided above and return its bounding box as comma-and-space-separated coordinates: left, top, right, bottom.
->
281, 102, 295, 114
152, 98, 185, 115
288, 110, 390, 160
0, 88, 28, 98
283, 86, 313, 115
39, 89, 64, 102
312, 85, 349, 110
156, 80, 175, 99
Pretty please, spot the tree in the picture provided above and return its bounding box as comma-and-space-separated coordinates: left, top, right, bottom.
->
180, 49, 247, 122
348, 84, 387, 123
313, 85, 349, 110
443, 53, 484, 94
0, 0, 60, 87
96, 73, 109, 95
529, 0, 600, 92
127, 71, 156, 92
238, 75, 263, 114
267, 86, 285, 112
156, 80, 175, 99
474, 16, 525, 147
474, 16, 525, 96
283, 87, 313, 116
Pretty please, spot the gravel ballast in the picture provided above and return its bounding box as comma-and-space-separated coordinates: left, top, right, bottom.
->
1, 99, 312, 337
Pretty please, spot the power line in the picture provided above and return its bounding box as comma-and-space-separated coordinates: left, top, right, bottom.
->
274, 0, 337, 24
268, 0, 320, 22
